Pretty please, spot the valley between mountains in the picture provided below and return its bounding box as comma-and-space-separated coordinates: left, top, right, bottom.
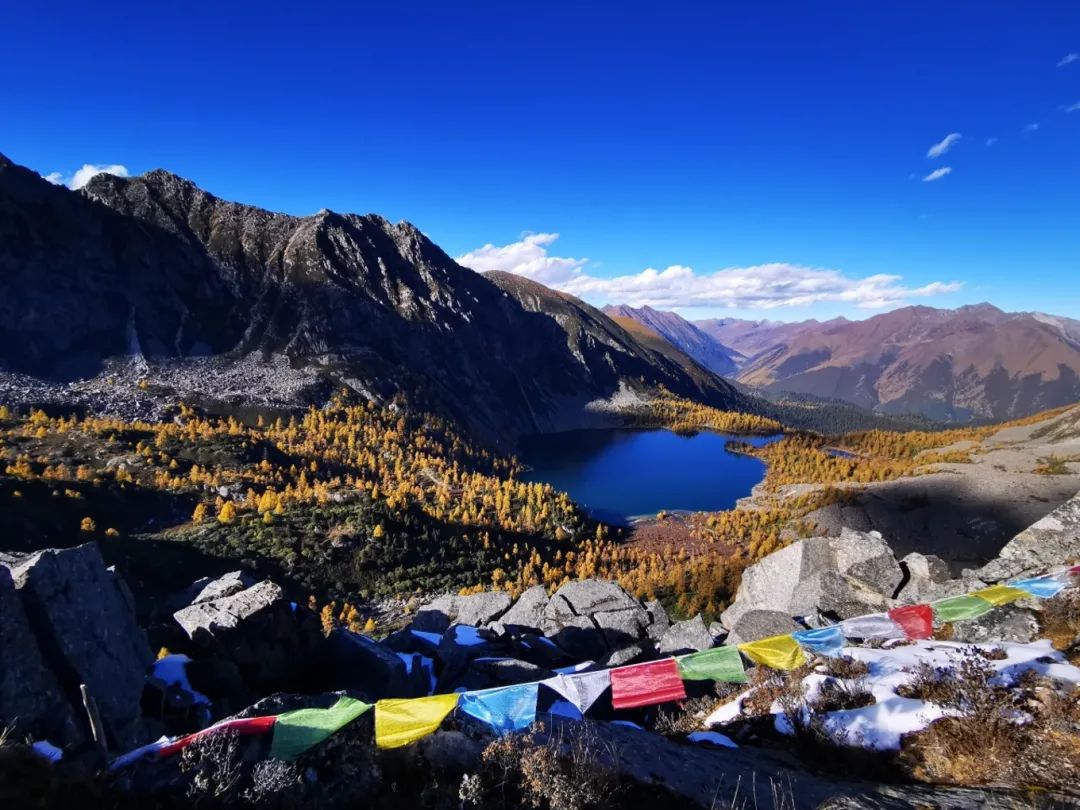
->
3, 155, 1080, 809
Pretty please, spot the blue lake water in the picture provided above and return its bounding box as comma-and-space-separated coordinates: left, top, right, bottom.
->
520, 429, 779, 524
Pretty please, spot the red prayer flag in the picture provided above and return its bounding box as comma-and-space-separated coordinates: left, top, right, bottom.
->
610, 658, 686, 710
887, 604, 933, 640
158, 714, 278, 758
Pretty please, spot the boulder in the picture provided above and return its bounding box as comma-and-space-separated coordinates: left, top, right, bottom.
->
8, 543, 152, 749
551, 580, 641, 615
803, 571, 895, 621
418, 730, 483, 773
455, 591, 512, 626
497, 585, 549, 632
949, 605, 1040, 645
976, 492, 1080, 582
469, 657, 553, 685
321, 628, 412, 699
173, 580, 323, 690
897, 552, 952, 601
831, 529, 904, 597
0, 566, 81, 746
546, 615, 608, 661
658, 614, 715, 655
721, 531, 905, 629
645, 599, 671, 641
593, 607, 649, 647
726, 610, 802, 647
412, 594, 457, 633
720, 536, 832, 629
600, 640, 657, 668
168, 571, 256, 612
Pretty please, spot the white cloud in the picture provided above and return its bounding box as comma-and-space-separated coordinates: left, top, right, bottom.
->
459, 234, 962, 311
927, 133, 961, 158
43, 163, 129, 190
1065, 101, 1080, 113
985, 136, 998, 146
456, 232, 587, 286
922, 167, 952, 182
1058, 53, 1079, 67
1022, 123, 1040, 133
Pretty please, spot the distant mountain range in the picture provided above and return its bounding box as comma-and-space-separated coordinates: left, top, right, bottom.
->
609, 304, 1080, 422
0, 153, 748, 442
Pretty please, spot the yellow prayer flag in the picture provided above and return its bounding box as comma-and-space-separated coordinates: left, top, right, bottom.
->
971, 584, 1027, 606
738, 634, 806, 670
375, 693, 460, 749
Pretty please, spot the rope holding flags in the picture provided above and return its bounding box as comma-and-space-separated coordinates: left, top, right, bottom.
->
107, 566, 1077, 769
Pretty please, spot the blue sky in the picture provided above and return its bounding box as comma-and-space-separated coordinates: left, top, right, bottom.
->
2, 1, 1078, 321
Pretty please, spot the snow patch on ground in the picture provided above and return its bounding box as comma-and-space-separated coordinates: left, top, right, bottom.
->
687, 731, 738, 748
705, 639, 1080, 752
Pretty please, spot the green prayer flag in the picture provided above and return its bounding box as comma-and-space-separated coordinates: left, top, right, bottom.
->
270, 696, 372, 761
931, 594, 994, 623
676, 645, 748, 683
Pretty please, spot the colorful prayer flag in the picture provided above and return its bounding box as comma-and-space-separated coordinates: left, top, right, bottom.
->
157, 715, 278, 758
887, 604, 934, 640
541, 670, 611, 715
1011, 575, 1067, 599
839, 613, 906, 640
375, 693, 459, 749
270, 696, 371, 761
458, 683, 538, 734
676, 645, 747, 683
610, 658, 686, 709
931, 594, 994, 623
792, 626, 844, 657
971, 584, 1028, 606
738, 634, 807, 670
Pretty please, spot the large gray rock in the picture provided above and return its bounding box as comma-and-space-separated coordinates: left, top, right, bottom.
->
497, 585, 549, 632
976, 492, 1080, 582
726, 610, 802, 647
949, 605, 1040, 644
0, 566, 82, 746
412, 594, 457, 633
551, 580, 641, 615
469, 657, 553, 685
721, 531, 904, 629
832, 529, 904, 597
645, 599, 671, 641
414, 591, 512, 632
169, 571, 256, 612
173, 580, 323, 690
593, 607, 649, 647
9, 543, 152, 749
896, 552, 952, 601
720, 536, 833, 629
455, 591, 512, 626
321, 628, 412, 699
658, 614, 715, 655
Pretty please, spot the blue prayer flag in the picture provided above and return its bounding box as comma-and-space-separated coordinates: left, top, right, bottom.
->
458, 683, 538, 734
1010, 576, 1066, 600
792, 625, 844, 657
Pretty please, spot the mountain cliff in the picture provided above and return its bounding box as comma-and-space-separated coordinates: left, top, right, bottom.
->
0, 154, 746, 441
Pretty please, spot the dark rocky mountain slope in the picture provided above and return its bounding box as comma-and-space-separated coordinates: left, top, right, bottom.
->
601, 304, 742, 376
0, 154, 746, 441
